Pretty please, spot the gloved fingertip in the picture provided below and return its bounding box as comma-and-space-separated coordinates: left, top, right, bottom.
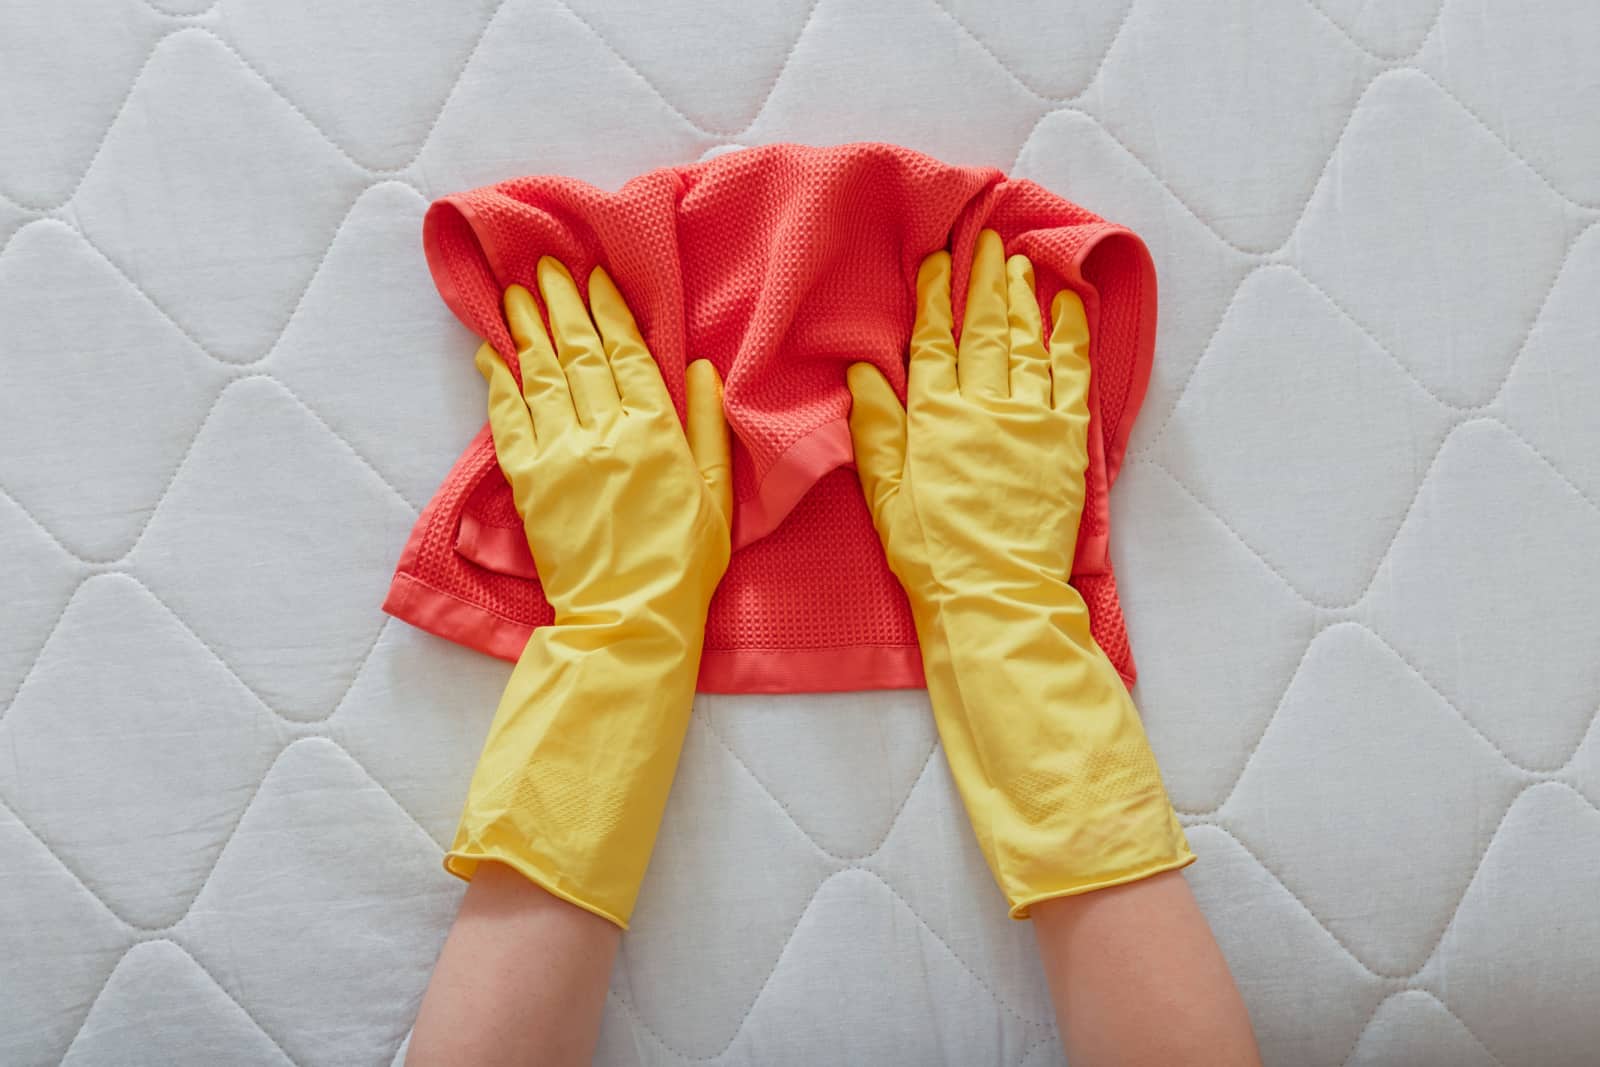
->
1051, 287, 1086, 325
502, 283, 534, 318
586, 266, 624, 321
473, 341, 499, 382
684, 359, 734, 526
916, 249, 952, 288
1050, 291, 1090, 366
687, 357, 724, 394
536, 255, 574, 285
587, 266, 620, 307
846, 361, 889, 399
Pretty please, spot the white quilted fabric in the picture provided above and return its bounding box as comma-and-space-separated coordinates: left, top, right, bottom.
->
3, 1, 1598, 1063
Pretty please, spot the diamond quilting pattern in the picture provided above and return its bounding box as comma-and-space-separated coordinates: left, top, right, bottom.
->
1010, 110, 1258, 436
1083, 0, 1378, 253
1154, 267, 1454, 606
1498, 223, 1600, 504
1221, 625, 1522, 977
327, 624, 507, 848
1109, 460, 1319, 812
217, 0, 500, 171
68, 30, 370, 364
129, 379, 419, 721
2, 0, 1599, 1064
1309, 0, 1441, 60
0, 199, 30, 247
1290, 71, 1580, 407
176, 740, 462, 1067
1365, 422, 1600, 770
0, 804, 134, 1066
863, 739, 1057, 1027
1418, 785, 1600, 1066
933, 0, 1131, 99
1181, 827, 1386, 1066
0, 223, 229, 561
709, 870, 1046, 1064
619, 715, 839, 1058
0, 576, 282, 929
1571, 723, 1600, 808
60, 941, 297, 1067
741, 0, 1049, 166
265, 182, 486, 509
0, 494, 83, 707
557, 0, 817, 136
698, 692, 939, 858
1421, 0, 1600, 206
1344, 990, 1499, 1067
0, 0, 165, 207
412, 0, 709, 196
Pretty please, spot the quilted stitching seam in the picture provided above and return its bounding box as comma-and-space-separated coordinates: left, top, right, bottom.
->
548, 0, 825, 140
0, 734, 453, 1061
65, 181, 412, 373
1190, 780, 1600, 985
0, 557, 86, 720
1408, 66, 1600, 212
698, 712, 943, 864
1015, 1029, 1062, 1067
1299, 0, 1447, 63
1143, 410, 1600, 624
612, 866, 1052, 1063
215, 2, 513, 176
609, 870, 832, 1063
606, 716, 1052, 1058
923, 0, 1139, 103
0, 372, 419, 570
4, 1, 1598, 1059
243, 180, 434, 371
1336, 989, 1507, 1067
1188, 619, 1589, 821
3, 734, 448, 1064
37, 216, 225, 366
139, 0, 221, 19
1283, 240, 1579, 414
54, 939, 302, 1067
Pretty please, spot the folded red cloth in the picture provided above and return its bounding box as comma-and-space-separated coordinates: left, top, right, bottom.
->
384, 143, 1156, 693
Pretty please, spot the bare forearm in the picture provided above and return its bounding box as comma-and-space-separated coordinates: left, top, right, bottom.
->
1031, 871, 1261, 1067
408, 861, 620, 1067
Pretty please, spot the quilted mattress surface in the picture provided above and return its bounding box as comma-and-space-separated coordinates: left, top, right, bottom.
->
3, 1, 1599, 1064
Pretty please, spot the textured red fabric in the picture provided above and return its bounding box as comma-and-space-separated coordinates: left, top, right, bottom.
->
383, 143, 1157, 693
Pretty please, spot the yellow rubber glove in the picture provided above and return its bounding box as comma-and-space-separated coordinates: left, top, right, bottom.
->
445, 258, 732, 929
847, 231, 1193, 917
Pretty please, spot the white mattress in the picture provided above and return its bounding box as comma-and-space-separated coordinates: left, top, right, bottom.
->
4, 1, 1599, 1063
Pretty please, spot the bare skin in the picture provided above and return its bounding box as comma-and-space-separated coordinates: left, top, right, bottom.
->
1032, 871, 1262, 1066
408, 242, 1259, 1064
408, 865, 1260, 1067
407, 862, 619, 1067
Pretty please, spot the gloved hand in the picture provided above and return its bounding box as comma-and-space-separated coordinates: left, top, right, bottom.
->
847, 231, 1193, 917
445, 257, 732, 929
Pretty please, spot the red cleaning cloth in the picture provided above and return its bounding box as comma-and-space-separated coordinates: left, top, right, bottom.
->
383, 143, 1157, 694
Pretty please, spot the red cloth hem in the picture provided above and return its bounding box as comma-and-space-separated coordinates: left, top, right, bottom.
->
393, 145, 1156, 695
734, 419, 856, 549
384, 568, 1136, 691
699, 644, 926, 694
383, 571, 534, 662
382, 571, 954, 692
456, 514, 536, 578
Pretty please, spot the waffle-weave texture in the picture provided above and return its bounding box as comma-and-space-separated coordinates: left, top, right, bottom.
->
385, 142, 1157, 692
